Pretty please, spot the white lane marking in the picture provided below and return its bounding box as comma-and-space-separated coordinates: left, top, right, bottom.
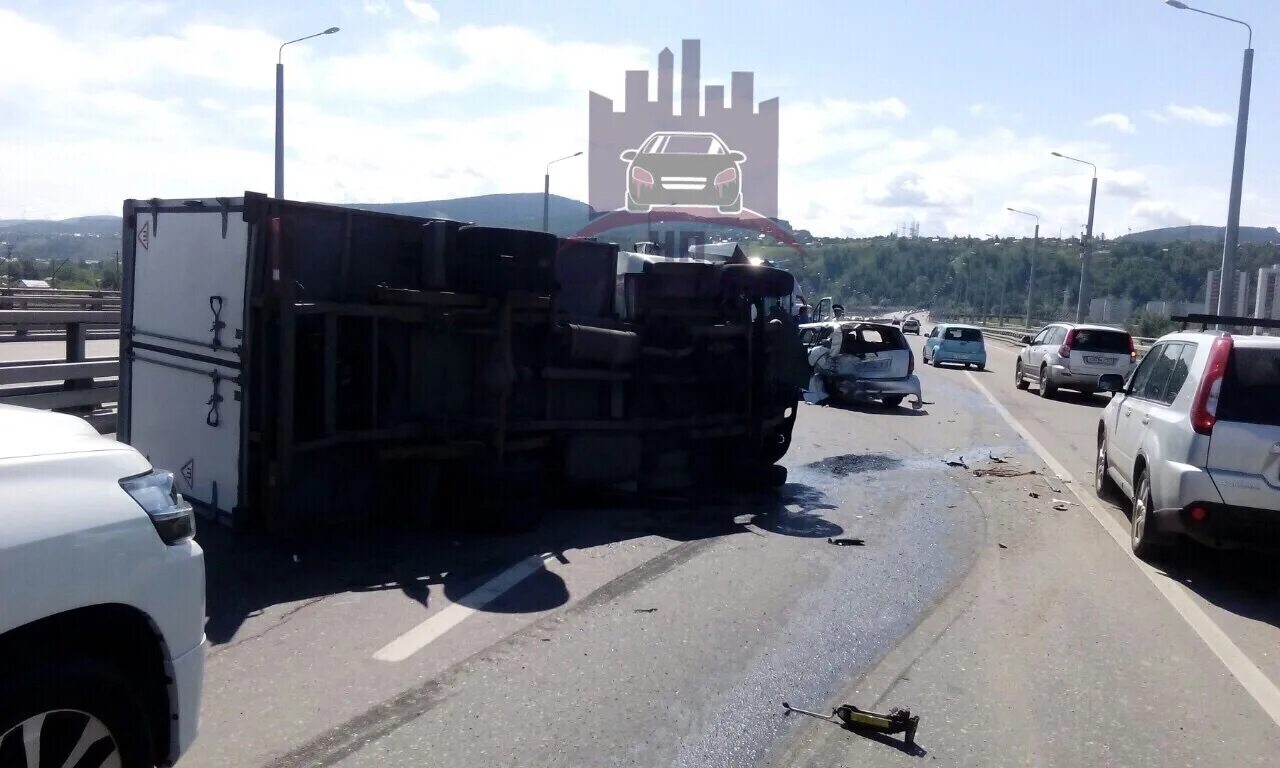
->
373, 553, 554, 662
965, 371, 1280, 727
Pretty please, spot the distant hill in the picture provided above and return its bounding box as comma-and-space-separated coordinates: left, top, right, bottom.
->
1121, 224, 1280, 244
352, 193, 591, 236
0, 192, 797, 263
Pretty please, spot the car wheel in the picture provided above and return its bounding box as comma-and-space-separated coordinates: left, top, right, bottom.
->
931, 356, 942, 368
1131, 470, 1164, 560
977, 363, 986, 372
1015, 361, 1030, 390
1038, 365, 1057, 398
881, 395, 905, 408
1095, 431, 1119, 499
0, 658, 154, 768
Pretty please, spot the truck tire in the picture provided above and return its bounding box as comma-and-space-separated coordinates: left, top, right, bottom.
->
0, 657, 155, 768
881, 395, 905, 408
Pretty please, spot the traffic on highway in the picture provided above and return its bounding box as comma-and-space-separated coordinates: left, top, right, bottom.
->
4, 3, 1280, 768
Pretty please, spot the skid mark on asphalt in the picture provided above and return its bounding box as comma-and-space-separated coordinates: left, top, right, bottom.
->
964, 370, 1280, 729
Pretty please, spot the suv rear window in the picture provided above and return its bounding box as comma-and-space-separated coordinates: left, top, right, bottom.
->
944, 327, 983, 342
1218, 347, 1280, 427
1073, 329, 1130, 353
841, 326, 908, 355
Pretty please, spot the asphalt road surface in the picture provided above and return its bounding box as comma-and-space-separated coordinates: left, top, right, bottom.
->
9, 331, 1278, 766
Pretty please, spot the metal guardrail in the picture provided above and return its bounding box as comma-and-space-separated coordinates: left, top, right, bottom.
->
0, 308, 121, 432
964, 320, 1156, 354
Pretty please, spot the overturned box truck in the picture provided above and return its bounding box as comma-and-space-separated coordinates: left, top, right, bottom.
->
118, 193, 807, 533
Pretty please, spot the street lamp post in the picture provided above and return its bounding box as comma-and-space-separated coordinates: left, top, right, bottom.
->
275, 27, 340, 199
1007, 207, 1039, 328
1051, 151, 1097, 322
542, 151, 583, 232
1166, 1, 1253, 322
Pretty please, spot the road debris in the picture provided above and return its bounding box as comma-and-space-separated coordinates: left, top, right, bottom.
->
827, 537, 866, 546
942, 457, 969, 468
783, 701, 920, 748
972, 466, 1037, 478
988, 452, 1008, 464
1051, 498, 1073, 507
633, 608, 659, 614
1028, 492, 1040, 499
998, 543, 1008, 549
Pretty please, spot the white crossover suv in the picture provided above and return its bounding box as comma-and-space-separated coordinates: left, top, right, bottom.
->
0, 405, 205, 767
1095, 329, 1280, 558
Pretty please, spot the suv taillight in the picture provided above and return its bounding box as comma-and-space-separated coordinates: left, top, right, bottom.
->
1058, 328, 1076, 359
1128, 335, 1137, 362
1191, 335, 1233, 435
120, 470, 195, 544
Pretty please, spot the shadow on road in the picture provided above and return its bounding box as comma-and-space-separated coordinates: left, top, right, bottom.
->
1100, 495, 1280, 631
200, 481, 842, 645
808, 399, 929, 417
1155, 545, 1280, 630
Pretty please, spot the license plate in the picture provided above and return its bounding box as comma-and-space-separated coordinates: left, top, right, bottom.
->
859, 358, 890, 370
1084, 356, 1114, 366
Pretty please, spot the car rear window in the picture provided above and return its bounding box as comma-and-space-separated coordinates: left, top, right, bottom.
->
944, 327, 983, 342
1218, 347, 1280, 427
841, 326, 908, 355
1073, 329, 1130, 354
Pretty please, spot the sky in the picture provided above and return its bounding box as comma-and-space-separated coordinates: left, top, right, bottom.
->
0, 0, 1276, 239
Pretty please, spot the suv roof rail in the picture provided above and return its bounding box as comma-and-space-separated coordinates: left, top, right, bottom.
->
1171, 313, 1280, 331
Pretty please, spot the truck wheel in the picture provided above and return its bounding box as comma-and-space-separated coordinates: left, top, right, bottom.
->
0, 657, 154, 768
881, 395, 905, 408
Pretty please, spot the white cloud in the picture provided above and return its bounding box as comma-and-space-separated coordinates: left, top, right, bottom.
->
403, 0, 440, 23
1162, 103, 1232, 127
1088, 113, 1135, 134
1143, 109, 1169, 124
1101, 169, 1150, 199
967, 103, 986, 117
363, 0, 391, 14
1130, 200, 1190, 230
868, 172, 971, 209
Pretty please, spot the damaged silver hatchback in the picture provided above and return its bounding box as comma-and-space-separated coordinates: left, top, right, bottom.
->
806, 322, 923, 409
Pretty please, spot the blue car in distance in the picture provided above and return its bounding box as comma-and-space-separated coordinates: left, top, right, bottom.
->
923, 323, 988, 370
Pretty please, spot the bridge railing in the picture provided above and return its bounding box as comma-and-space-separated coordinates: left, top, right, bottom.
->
0, 308, 121, 433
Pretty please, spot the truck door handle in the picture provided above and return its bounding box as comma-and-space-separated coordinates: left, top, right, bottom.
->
1271, 442, 1280, 455
1124, 408, 1132, 417
1141, 415, 1151, 425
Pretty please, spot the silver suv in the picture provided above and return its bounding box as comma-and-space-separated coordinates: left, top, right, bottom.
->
1015, 323, 1136, 398
1095, 328, 1280, 557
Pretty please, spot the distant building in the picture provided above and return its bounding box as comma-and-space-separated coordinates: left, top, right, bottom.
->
1088, 296, 1134, 325
1254, 264, 1280, 335
1144, 299, 1198, 318
1205, 269, 1251, 317
17, 279, 50, 289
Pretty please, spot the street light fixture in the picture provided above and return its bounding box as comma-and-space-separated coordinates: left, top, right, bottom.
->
1165, 0, 1253, 324
1007, 207, 1040, 328
1051, 151, 1098, 322
275, 26, 340, 199
543, 151, 583, 232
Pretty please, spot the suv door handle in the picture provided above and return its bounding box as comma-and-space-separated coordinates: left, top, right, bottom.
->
1124, 408, 1132, 417
1141, 415, 1151, 425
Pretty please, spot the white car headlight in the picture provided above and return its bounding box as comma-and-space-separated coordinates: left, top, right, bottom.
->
120, 470, 196, 544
